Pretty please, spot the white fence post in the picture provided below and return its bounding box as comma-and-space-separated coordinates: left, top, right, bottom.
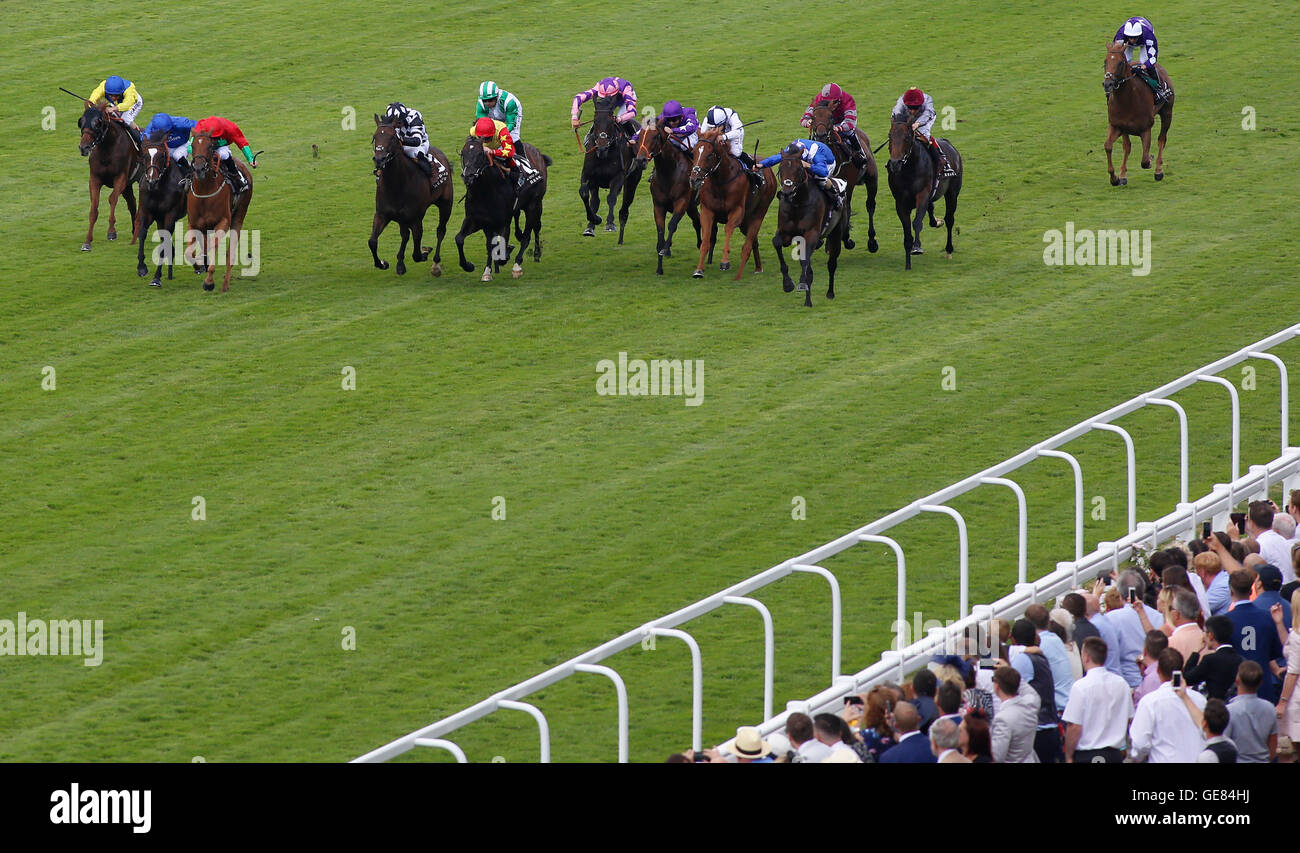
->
792, 565, 842, 680
1038, 449, 1084, 560
723, 597, 775, 723
574, 664, 629, 763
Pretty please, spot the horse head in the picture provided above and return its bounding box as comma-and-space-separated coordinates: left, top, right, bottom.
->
689, 129, 727, 192
632, 119, 664, 169
591, 95, 621, 153
372, 115, 400, 176
1103, 41, 1133, 97
886, 121, 914, 174
77, 102, 107, 156
776, 145, 808, 201
190, 131, 219, 181
810, 101, 838, 144
460, 135, 491, 185
141, 135, 171, 188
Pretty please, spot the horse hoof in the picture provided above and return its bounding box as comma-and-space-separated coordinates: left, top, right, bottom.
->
1154, 172, 1164, 181
796, 282, 810, 292
460, 261, 474, 272
396, 264, 406, 276
149, 278, 162, 288
1141, 160, 1151, 169
430, 263, 442, 277
80, 243, 92, 252
946, 252, 953, 259
933, 219, 944, 227
719, 261, 731, 271
867, 239, 879, 253
137, 267, 147, 277
826, 290, 835, 300
658, 248, 671, 257
911, 246, 924, 255
692, 269, 704, 279
106, 231, 117, 241
582, 227, 595, 237
783, 280, 795, 293
203, 281, 215, 292
1109, 175, 1121, 186
481, 269, 493, 282
605, 222, 617, 232
844, 238, 855, 250
511, 264, 523, 279
1119, 178, 1128, 186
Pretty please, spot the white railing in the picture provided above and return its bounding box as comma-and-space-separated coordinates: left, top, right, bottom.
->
355, 324, 1300, 763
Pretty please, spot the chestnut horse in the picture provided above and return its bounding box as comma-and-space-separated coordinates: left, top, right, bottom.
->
886, 121, 962, 270
771, 146, 846, 307
632, 120, 706, 275
77, 102, 138, 251
369, 116, 454, 276
1103, 42, 1174, 185
187, 131, 253, 292
134, 135, 188, 286
688, 129, 776, 280
809, 102, 879, 253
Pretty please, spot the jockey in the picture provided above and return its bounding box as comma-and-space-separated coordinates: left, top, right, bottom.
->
800, 82, 868, 170
757, 140, 844, 209
892, 88, 957, 178
701, 105, 760, 189
141, 112, 198, 185
476, 82, 523, 143
473, 117, 539, 192
571, 77, 639, 141
383, 102, 437, 181
655, 100, 699, 151
88, 75, 143, 147
188, 116, 258, 194
1115, 16, 1170, 101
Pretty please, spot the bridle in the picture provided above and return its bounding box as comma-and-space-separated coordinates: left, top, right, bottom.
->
373, 124, 398, 177
690, 136, 725, 185
142, 143, 170, 187
1103, 50, 1133, 97
777, 152, 808, 202
886, 123, 915, 173
188, 135, 229, 198
78, 109, 107, 153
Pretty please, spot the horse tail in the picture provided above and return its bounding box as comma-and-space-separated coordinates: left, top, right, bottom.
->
542, 154, 553, 167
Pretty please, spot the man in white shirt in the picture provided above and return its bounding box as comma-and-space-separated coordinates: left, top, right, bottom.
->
1063, 637, 1133, 763
1249, 500, 1293, 583
1102, 570, 1164, 686
785, 712, 831, 763
1129, 648, 1207, 763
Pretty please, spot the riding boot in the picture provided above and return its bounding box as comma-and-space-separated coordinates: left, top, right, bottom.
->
177, 157, 194, 190
414, 151, 434, 180
222, 158, 248, 194
843, 131, 868, 169
934, 143, 956, 178
822, 179, 843, 210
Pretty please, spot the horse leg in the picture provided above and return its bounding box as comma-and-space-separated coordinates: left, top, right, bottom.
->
395, 222, 410, 275
411, 218, 428, 263
1139, 127, 1153, 169
105, 176, 125, 241
718, 211, 742, 273
454, 216, 475, 272
774, 232, 795, 292
827, 223, 843, 302
617, 175, 636, 243
605, 176, 621, 233
1119, 135, 1131, 184
944, 185, 959, 258
911, 190, 930, 255
136, 211, 152, 276
688, 206, 702, 249
694, 207, 716, 278
202, 229, 217, 291
1105, 125, 1122, 186
842, 184, 856, 249
1155, 107, 1172, 180
369, 212, 391, 270
512, 208, 534, 279
708, 221, 718, 265
579, 180, 598, 235
896, 197, 914, 271
124, 182, 138, 236
798, 228, 816, 307
83, 176, 103, 251
654, 203, 669, 275
430, 198, 451, 275
865, 168, 879, 253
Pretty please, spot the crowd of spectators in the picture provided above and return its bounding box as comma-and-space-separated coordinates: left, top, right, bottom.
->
672, 496, 1300, 764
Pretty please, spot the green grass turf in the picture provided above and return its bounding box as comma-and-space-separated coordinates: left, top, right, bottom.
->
0, 0, 1297, 761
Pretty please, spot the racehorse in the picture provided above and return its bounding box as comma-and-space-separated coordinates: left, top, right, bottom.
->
632, 120, 707, 275
578, 95, 643, 241
187, 131, 253, 292
688, 129, 777, 281
770, 146, 846, 307
1103, 41, 1174, 185
809, 102, 879, 253
77, 102, 138, 251
886, 121, 962, 270
455, 136, 550, 281
369, 115, 453, 276
133, 135, 187, 286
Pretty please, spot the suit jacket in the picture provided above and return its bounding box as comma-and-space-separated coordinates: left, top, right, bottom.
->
1184, 646, 1243, 701
1229, 601, 1284, 702
992, 684, 1041, 763
878, 731, 937, 764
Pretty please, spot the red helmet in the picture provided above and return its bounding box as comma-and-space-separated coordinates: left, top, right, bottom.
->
818, 82, 844, 102
473, 117, 497, 137
903, 88, 925, 108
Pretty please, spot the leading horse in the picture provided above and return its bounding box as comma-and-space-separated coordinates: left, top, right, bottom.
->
187, 131, 253, 292
577, 95, 643, 241
886, 121, 962, 270
456, 136, 550, 281
77, 102, 138, 251
369, 115, 454, 276
809, 102, 878, 253
134, 135, 187, 286
770, 146, 846, 307
1103, 42, 1174, 185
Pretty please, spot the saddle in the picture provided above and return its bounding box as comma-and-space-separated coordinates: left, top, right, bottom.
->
1135, 65, 1174, 104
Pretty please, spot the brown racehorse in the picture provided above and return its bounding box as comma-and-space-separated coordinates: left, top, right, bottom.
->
886, 121, 963, 270
771, 146, 846, 307
1104, 41, 1174, 185
688, 129, 776, 280
133, 135, 188, 286
369, 116, 453, 276
187, 131, 253, 292
809, 102, 879, 253
632, 120, 705, 275
77, 102, 138, 251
